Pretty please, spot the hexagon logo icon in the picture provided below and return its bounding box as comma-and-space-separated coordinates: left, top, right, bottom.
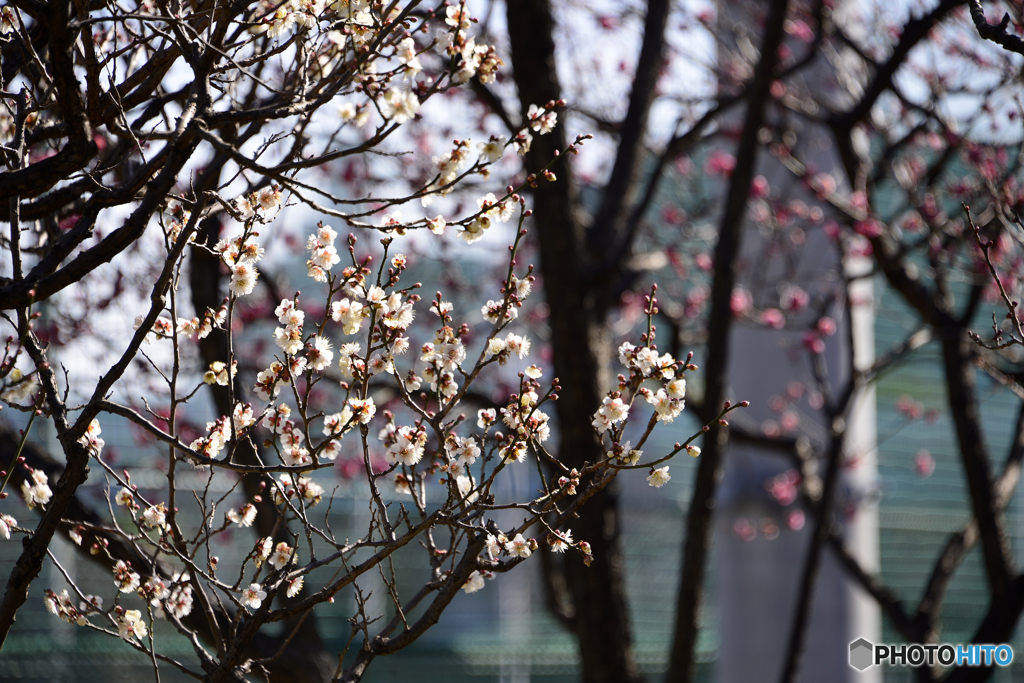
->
849, 638, 874, 671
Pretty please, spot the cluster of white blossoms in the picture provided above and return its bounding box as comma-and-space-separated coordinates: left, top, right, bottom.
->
380, 88, 420, 125
188, 409, 252, 461
425, 140, 473, 202
44, 589, 88, 627
370, 1, 515, 128
623, 340, 686, 424
588, 328, 699, 488
246, 0, 327, 38
140, 574, 194, 621
444, 434, 480, 476
481, 276, 531, 324
216, 229, 266, 298
526, 104, 558, 135
232, 187, 284, 222
592, 395, 629, 434
307, 223, 341, 282
117, 609, 149, 641
461, 192, 516, 244
280, 429, 308, 468
485, 532, 537, 561
379, 421, 428, 467
417, 328, 467, 400
618, 341, 677, 379
331, 298, 365, 335
202, 360, 236, 386
113, 559, 141, 593
21, 467, 52, 509
272, 473, 325, 507
499, 386, 551, 463
436, 4, 503, 84
135, 303, 229, 344
253, 537, 274, 567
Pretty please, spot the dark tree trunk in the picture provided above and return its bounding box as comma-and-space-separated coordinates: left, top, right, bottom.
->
506, 1, 642, 681
666, 0, 792, 679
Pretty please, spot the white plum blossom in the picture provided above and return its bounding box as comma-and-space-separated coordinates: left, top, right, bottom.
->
118, 610, 148, 641
485, 337, 506, 360
507, 533, 532, 559
141, 504, 166, 529
80, 419, 105, 455
394, 473, 412, 495
0, 514, 16, 539
115, 488, 134, 506
380, 88, 420, 123
481, 299, 517, 324
550, 529, 573, 553
513, 129, 533, 155
162, 579, 194, 620
460, 213, 490, 244
485, 534, 504, 559
338, 102, 357, 121
386, 425, 427, 466
242, 583, 267, 610
347, 397, 376, 423
667, 377, 686, 399
428, 216, 446, 234
269, 542, 294, 570
275, 298, 304, 327
322, 408, 353, 438
227, 503, 258, 527
500, 440, 527, 464
233, 402, 256, 435
338, 342, 364, 379
307, 336, 334, 372
307, 224, 340, 281
647, 466, 671, 488
455, 475, 478, 503
262, 403, 292, 434
274, 325, 305, 356
287, 577, 305, 598
445, 4, 470, 29
233, 195, 255, 220
477, 409, 496, 428
478, 136, 506, 163
463, 571, 485, 594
